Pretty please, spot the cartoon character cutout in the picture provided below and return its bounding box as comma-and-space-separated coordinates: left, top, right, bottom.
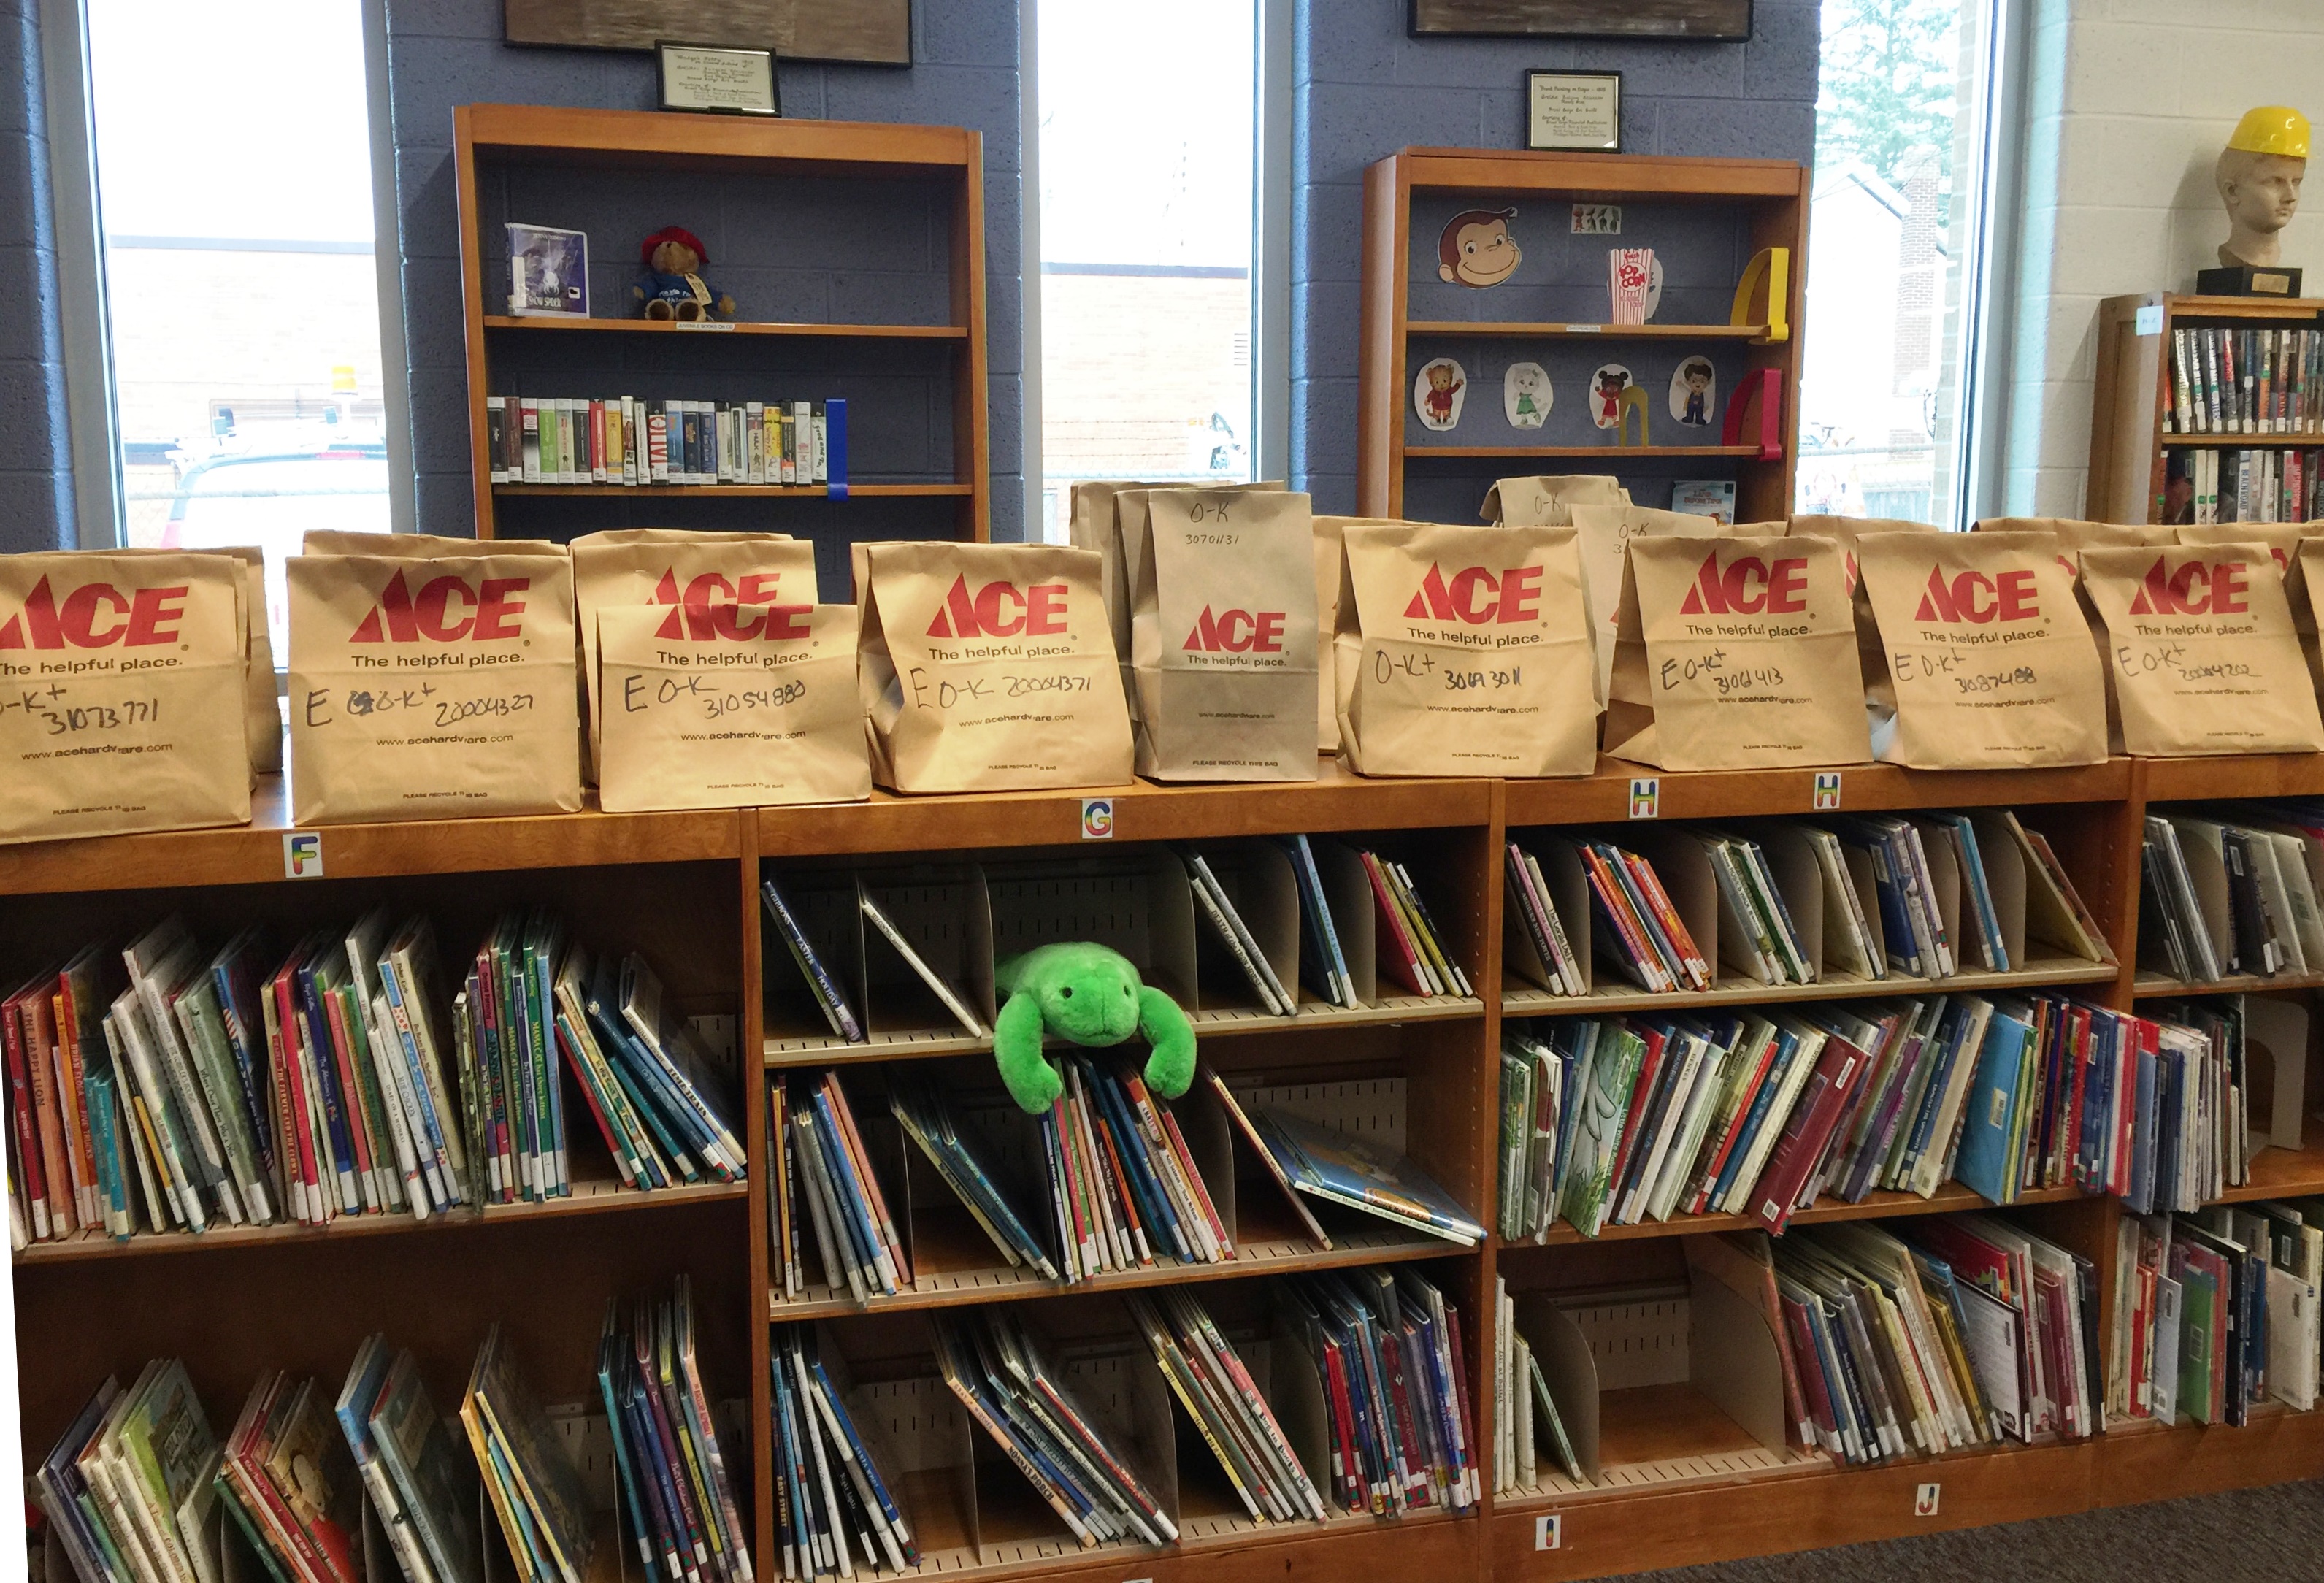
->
1437, 207, 1522, 288
1671, 356, 1716, 427
1589, 364, 1633, 430
1503, 362, 1551, 430
1414, 357, 1468, 431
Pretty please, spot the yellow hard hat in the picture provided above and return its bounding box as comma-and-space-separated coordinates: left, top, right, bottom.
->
2228, 105, 2310, 159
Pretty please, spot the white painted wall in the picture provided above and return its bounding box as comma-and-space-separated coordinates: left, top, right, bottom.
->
2005, 0, 2324, 516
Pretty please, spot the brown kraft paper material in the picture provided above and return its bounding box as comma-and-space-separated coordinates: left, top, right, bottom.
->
1606, 532, 1871, 770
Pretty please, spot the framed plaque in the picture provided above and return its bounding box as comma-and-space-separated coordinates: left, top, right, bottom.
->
1526, 71, 1622, 152
656, 42, 780, 115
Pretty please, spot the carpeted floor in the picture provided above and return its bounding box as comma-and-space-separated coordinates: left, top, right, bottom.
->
1623, 1481, 2324, 1582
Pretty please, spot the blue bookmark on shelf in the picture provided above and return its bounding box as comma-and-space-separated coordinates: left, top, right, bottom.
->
825, 396, 848, 499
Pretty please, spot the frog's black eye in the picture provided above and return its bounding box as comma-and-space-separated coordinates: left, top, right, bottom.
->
1059, 986, 1073, 999
1122, 984, 1132, 997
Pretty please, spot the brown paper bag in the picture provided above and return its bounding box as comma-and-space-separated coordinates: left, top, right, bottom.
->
595, 601, 867, 811
0, 551, 253, 842
1853, 530, 2106, 767
1977, 516, 2174, 580
114, 544, 279, 773
570, 529, 812, 779
854, 540, 1132, 792
1570, 504, 1734, 702
1068, 480, 1170, 662
287, 551, 583, 822
1479, 474, 1627, 526
300, 529, 567, 558
2081, 542, 2324, 755
1335, 521, 1598, 778
1606, 532, 1870, 770
1131, 488, 1319, 781
1788, 515, 1937, 593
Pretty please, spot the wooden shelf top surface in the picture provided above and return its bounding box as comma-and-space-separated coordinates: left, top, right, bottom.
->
492, 482, 970, 498
459, 104, 979, 175
1406, 321, 1770, 341
1501, 1180, 2089, 1249
1505, 957, 2116, 1022
482, 315, 965, 340
1384, 147, 1806, 201
0, 775, 746, 895
1406, 444, 1765, 459
2141, 751, 2324, 802
1504, 754, 2133, 824
12, 1176, 747, 1266
757, 758, 1494, 856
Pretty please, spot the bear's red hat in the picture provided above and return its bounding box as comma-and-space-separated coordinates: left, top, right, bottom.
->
640, 226, 708, 266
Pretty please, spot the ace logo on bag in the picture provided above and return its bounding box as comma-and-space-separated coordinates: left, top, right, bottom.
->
1606, 533, 1870, 770
2081, 543, 2324, 755
570, 528, 811, 780
596, 600, 867, 810
1132, 488, 1319, 781
1335, 521, 1598, 778
0, 552, 252, 843
288, 551, 583, 823
855, 540, 1132, 792
1854, 530, 2106, 767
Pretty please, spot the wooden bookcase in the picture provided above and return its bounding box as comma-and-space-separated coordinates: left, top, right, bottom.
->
2086, 291, 2324, 524
1359, 150, 1806, 526
454, 104, 992, 545
14, 754, 2324, 1583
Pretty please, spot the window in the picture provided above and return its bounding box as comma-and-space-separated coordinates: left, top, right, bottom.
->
1798, 0, 2012, 528
1035, 0, 1258, 540
82, 0, 393, 646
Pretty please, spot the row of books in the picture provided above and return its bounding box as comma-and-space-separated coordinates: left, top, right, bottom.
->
1, 913, 744, 1248
2141, 806, 2324, 984
2174, 445, 2323, 525
770, 1325, 918, 1579
39, 1281, 743, 1583
2167, 323, 2324, 436
772, 1060, 1480, 1303
2128, 998, 2249, 1214
1130, 1289, 1327, 1525
481, 394, 842, 487
1507, 810, 2101, 1000
1490, 1277, 1581, 1492
1273, 1270, 1478, 1517
1775, 1216, 2097, 1460
1499, 992, 2171, 1241
2112, 1203, 2323, 1429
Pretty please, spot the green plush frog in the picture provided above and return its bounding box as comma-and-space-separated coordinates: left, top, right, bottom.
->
992, 941, 1196, 1114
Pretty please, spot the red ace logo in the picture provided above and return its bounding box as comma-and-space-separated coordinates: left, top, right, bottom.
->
0, 576, 188, 649
1676, 549, 1808, 616
350, 570, 529, 642
1182, 605, 1286, 653
2125, 556, 2249, 617
925, 575, 1067, 639
646, 569, 810, 641
1401, 562, 1543, 625
1912, 566, 2040, 624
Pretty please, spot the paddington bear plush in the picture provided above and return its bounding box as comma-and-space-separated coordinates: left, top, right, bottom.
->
633, 226, 735, 321
991, 942, 1195, 1114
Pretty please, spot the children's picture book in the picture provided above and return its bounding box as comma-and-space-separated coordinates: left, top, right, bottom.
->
1668, 479, 1737, 524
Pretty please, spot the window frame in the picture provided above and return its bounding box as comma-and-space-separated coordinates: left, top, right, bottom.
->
37, 0, 416, 551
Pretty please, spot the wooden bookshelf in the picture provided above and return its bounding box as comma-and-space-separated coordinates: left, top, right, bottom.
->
18, 750, 2324, 1583
1360, 149, 1807, 525
2085, 291, 2324, 524
454, 104, 991, 542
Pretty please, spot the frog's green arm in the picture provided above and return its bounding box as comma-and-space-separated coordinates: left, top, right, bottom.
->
994, 990, 1061, 1114
1137, 985, 1195, 1099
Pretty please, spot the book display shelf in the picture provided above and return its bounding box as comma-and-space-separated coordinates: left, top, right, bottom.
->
456, 105, 992, 546
1359, 150, 1806, 525
17, 752, 2324, 1583
2085, 291, 2324, 524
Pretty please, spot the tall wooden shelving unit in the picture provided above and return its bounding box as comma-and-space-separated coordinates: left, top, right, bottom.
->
1359, 149, 1806, 526
2086, 290, 2324, 524
15, 752, 2324, 1583
454, 105, 992, 543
